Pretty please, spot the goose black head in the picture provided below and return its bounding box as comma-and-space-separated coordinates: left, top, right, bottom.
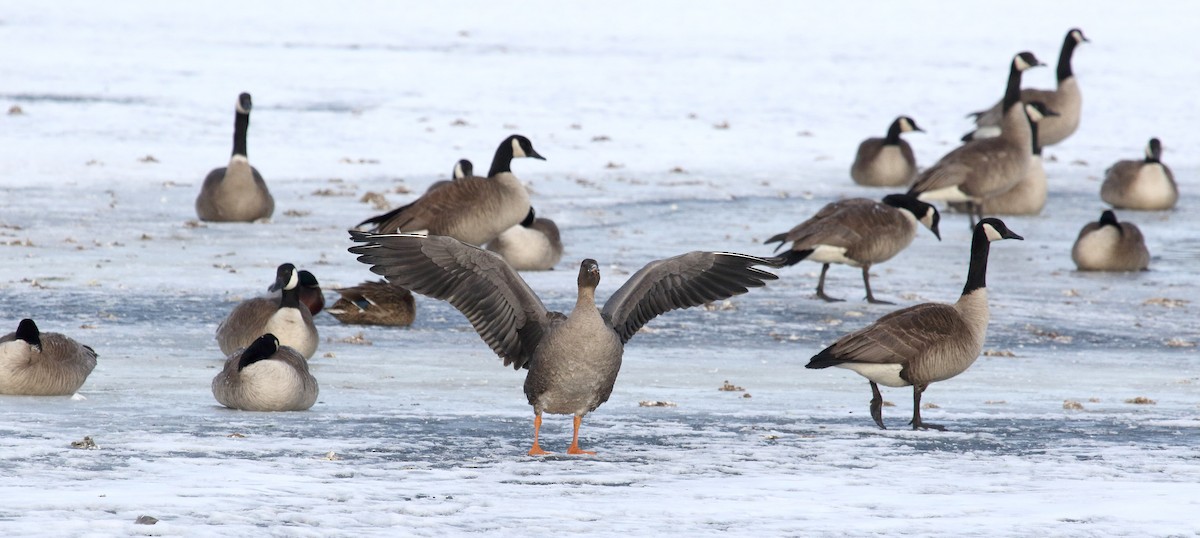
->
1069, 28, 1090, 44
1014, 51, 1044, 72
237, 92, 252, 114
267, 263, 300, 292
15, 318, 42, 352
521, 207, 536, 227
453, 159, 473, 179
1098, 210, 1121, 228
882, 193, 942, 241
509, 134, 546, 161
238, 333, 280, 371
578, 259, 601, 288
1145, 138, 1163, 163
977, 218, 1025, 242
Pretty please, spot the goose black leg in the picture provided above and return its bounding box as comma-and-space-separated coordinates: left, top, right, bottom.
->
815, 264, 844, 302
910, 383, 945, 431
870, 381, 886, 429
862, 266, 894, 305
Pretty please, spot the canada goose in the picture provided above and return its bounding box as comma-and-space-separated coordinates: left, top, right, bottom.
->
326, 280, 416, 327
195, 92, 274, 222
0, 319, 97, 396
807, 218, 1024, 430
216, 264, 319, 359
909, 52, 1044, 226
961, 101, 1059, 215
964, 28, 1088, 145
1071, 210, 1150, 271
486, 208, 565, 271
358, 135, 544, 246
1100, 138, 1178, 210
212, 334, 318, 411
850, 116, 923, 187
425, 159, 474, 194
764, 194, 941, 304
349, 231, 780, 455
268, 270, 324, 316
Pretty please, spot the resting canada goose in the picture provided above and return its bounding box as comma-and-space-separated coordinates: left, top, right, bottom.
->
961, 101, 1059, 215
1100, 138, 1178, 210
807, 218, 1024, 430
326, 280, 416, 327
0, 319, 97, 396
909, 52, 1044, 226
212, 334, 318, 411
349, 231, 780, 455
358, 135, 544, 245
486, 208, 565, 271
964, 28, 1088, 145
850, 116, 923, 187
764, 194, 941, 304
216, 264, 319, 359
1071, 210, 1150, 271
425, 159, 474, 194
195, 92, 274, 222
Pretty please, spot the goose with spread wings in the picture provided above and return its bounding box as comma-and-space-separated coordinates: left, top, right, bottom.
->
350, 231, 781, 455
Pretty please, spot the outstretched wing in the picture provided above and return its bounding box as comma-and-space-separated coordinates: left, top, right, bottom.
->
348, 231, 551, 369
600, 252, 780, 344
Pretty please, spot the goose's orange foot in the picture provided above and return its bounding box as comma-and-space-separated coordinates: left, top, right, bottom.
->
567, 445, 596, 456
528, 444, 552, 456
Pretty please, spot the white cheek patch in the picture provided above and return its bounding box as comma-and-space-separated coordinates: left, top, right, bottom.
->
1015, 56, 1031, 71
511, 138, 525, 158
453, 162, 465, 179
1072, 30, 1084, 43
1025, 106, 1044, 122
284, 270, 299, 291
982, 223, 1004, 241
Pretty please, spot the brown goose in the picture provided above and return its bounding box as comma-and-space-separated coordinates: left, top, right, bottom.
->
216, 264, 319, 359
358, 135, 544, 245
349, 231, 780, 455
964, 28, 1089, 146
212, 334, 318, 411
1071, 210, 1150, 271
807, 218, 1023, 430
909, 52, 1044, 226
424, 159, 474, 194
1100, 138, 1178, 210
0, 319, 97, 396
195, 92, 274, 222
486, 207, 565, 271
962, 101, 1059, 215
326, 280, 416, 327
764, 194, 941, 304
850, 116, 923, 187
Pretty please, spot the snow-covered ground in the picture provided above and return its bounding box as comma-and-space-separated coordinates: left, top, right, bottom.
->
1, 1, 1197, 536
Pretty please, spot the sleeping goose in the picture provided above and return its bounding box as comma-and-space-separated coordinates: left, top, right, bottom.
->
0, 319, 97, 396
358, 135, 544, 246
964, 28, 1088, 145
216, 264, 319, 359
349, 231, 780, 455
326, 280, 416, 326
807, 218, 1023, 430
1071, 210, 1150, 271
1100, 138, 1178, 210
425, 159, 474, 194
486, 207, 565, 271
195, 92, 274, 222
212, 333, 318, 411
764, 194, 941, 304
961, 101, 1058, 215
850, 116, 923, 187
909, 52, 1044, 226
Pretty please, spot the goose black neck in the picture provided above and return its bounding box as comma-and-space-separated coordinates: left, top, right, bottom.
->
884, 121, 902, 145
1030, 121, 1042, 156
1057, 35, 1079, 81
232, 110, 250, 157
238, 337, 276, 371
16, 319, 41, 347
279, 287, 302, 309
962, 226, 993, 296
1002, 61, 1025, 113
488, 141, 513, 177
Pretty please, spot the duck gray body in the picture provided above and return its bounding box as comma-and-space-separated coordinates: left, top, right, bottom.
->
486, 209, 564, 271
196, 92, 274, 222
358, 136, 543, 246
0, 319, 97, 396
216, 264, 319, 359
326, 280, 416, 326
212, 334, 318, 411
349, 231, 780, 454
807, 218, 1023, 430
1072, 210, 1150, 271
850, 116, 922, 187
1100, 138, 1178, 210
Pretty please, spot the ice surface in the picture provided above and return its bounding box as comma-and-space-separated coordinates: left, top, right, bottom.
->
1, 1, 1198, 536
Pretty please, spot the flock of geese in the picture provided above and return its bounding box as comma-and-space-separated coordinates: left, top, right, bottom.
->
0, 28, 1182, 455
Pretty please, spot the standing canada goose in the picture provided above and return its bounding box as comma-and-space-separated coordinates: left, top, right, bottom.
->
326, 280, 416, 327
349, 231, 780, 455
963, 101, 1059, 215
909, 52, 1044, 226
1100, 138, 1178, 210
850, 116, 923, 187
425, 159, 474, 194
216, 264, 319, 359
486, 207, 565, 271
212, 334, 318, 411
195, 92, 274, 222
357, 135, 544, 246
807, 218, 1024, 430
0, 319, 97, 396
1071, 210, 1150, 271
764, 194, 941, 304
964, 28, 1089, 145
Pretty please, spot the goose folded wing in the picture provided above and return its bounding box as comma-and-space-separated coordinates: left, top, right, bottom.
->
809, 303, 964, 367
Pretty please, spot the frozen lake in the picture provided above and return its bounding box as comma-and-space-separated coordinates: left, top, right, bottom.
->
1, 1, 1198, 536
